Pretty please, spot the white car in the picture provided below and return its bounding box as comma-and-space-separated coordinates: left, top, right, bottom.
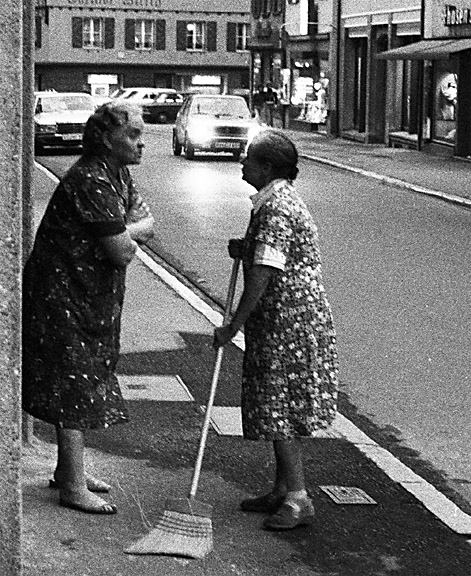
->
172, 94, 261, 160
110, 87, 177, 108
34, 91, 96, 153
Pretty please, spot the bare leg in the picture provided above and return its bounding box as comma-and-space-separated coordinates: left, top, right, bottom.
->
55, 427, 116, 514
273, 439, 305, 493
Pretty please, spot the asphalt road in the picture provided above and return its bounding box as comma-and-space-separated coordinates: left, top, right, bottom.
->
37, 123, 471, 512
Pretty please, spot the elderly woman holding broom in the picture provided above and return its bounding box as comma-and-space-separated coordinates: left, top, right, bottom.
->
22, 100, 154, 515
213, 129, 339, 531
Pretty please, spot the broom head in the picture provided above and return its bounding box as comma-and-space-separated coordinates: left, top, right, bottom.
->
124, 497, 213, 559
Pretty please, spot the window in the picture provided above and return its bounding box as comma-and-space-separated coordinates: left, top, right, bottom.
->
72, 17, 115, 49
83, 18, 102, 49
236, 23, 249, 51
134, 20, 153, 50
124, 19, 166, 51
177, 21, 216, 52
187, 22, 204, 50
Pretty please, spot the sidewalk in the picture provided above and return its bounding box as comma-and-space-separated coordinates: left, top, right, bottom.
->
23, 138, 471, 575
286, 129, 471, 207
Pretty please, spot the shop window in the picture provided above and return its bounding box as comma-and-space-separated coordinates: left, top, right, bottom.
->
432, 61, 457, 144
72, 17, 115, 50
124, 19, 165, 51
176, 21, 217, 52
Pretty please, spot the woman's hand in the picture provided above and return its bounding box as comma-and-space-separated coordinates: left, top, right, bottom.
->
213, 324, 235, 349
228, 238, 244, 259
127, 214, 155, 243
127, 196, 152, 223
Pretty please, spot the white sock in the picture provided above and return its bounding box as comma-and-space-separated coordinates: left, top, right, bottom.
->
285, 489, 308, 506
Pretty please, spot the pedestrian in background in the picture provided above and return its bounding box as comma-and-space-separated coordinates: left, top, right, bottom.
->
213, 129, 339, 531
263, 82, 278, 126
253, 84, 265, 123
22, 101, 155, 515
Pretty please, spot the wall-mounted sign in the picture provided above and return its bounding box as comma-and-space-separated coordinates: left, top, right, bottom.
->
444, 4, 471, 26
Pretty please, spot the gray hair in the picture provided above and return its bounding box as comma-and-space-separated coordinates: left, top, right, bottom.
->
82, 100, 142, 157
249, 129, 299, 181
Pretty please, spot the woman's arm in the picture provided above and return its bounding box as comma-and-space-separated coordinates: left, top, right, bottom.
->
213, 264, 274, 348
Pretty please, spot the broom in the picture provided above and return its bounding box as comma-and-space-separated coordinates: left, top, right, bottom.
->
124, 258, 240, 559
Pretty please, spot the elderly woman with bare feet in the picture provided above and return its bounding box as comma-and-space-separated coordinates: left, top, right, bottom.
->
22, 100, 155, 514
214, 129, 339, 531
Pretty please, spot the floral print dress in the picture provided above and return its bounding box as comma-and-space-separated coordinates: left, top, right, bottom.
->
241, 179, 339, 440
22, 156, 137, 430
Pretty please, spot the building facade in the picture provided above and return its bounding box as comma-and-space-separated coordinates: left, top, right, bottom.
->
379, 0, 471, 157
35, 0, 251, 98
335, 0, 422, 144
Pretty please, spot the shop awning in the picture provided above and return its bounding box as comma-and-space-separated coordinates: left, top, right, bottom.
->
377, 38, 471, 60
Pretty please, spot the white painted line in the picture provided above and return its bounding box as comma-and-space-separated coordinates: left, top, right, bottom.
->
119, 374, 194, 402
35, 161, 59, 183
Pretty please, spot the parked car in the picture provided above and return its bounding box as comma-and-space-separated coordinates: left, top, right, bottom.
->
142, 92, 184, 124
34, 91, 96, 153
110, 87, 177, 108
172, 94, 261, 160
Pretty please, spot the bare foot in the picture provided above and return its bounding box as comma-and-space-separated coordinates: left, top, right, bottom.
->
59, 488, 117, 515
51, 473, 111, 493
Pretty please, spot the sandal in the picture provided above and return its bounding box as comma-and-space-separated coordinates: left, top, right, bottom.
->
240, 492, 285, 514
263, 499, 315, 531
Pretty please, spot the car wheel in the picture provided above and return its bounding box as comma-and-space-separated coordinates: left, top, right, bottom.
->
158, 112, 168, 123
184, 138, 195, 160
172, 132, 182, 156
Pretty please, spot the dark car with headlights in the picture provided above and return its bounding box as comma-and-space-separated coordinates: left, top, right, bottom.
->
34, 91, 96, 153
142, 92, 184, 124
172, 94, 261, 160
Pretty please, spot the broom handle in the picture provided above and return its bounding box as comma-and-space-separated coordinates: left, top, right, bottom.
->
189, 257, 240, 499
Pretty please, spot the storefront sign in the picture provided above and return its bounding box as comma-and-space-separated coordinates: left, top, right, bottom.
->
444, 4, 471, 25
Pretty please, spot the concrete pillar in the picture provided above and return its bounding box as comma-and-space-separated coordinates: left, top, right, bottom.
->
0, 0, 34, 573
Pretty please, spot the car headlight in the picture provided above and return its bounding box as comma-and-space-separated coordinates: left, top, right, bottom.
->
36, 123, 57, 134
187, 121, 214, 145
247, 124, 264, 145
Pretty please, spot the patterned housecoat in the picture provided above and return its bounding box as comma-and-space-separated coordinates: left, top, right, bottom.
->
241, 179, 339, 440
22, 156, 137, 430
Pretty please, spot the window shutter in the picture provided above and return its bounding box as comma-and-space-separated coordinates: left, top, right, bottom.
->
125, 19, 135, 50
226, 22, 236, 52
35, 16, 42, 48
155, 19, 166, 50
104, 18, 115, 49
72, 17, 83, 48
207, 21, 217, 51
176, 21, 187, 50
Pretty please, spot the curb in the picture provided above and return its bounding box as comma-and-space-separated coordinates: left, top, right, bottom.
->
300, 153, 471, 209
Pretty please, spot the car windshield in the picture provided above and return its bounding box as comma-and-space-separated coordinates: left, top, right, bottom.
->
190, 97, 250, 119
38, 95, 95, 113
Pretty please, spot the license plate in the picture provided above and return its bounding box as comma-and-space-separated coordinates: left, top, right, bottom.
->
215, 141, 239, 149
62, 134, 82, 141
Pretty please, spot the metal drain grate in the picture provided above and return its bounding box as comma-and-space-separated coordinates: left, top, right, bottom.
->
320, 486, 377, 505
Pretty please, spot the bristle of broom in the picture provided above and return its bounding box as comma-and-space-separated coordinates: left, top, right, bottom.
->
124, 509, 213, 559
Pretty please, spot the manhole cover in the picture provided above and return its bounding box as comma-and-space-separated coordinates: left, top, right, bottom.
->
320, 486, 377, 505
